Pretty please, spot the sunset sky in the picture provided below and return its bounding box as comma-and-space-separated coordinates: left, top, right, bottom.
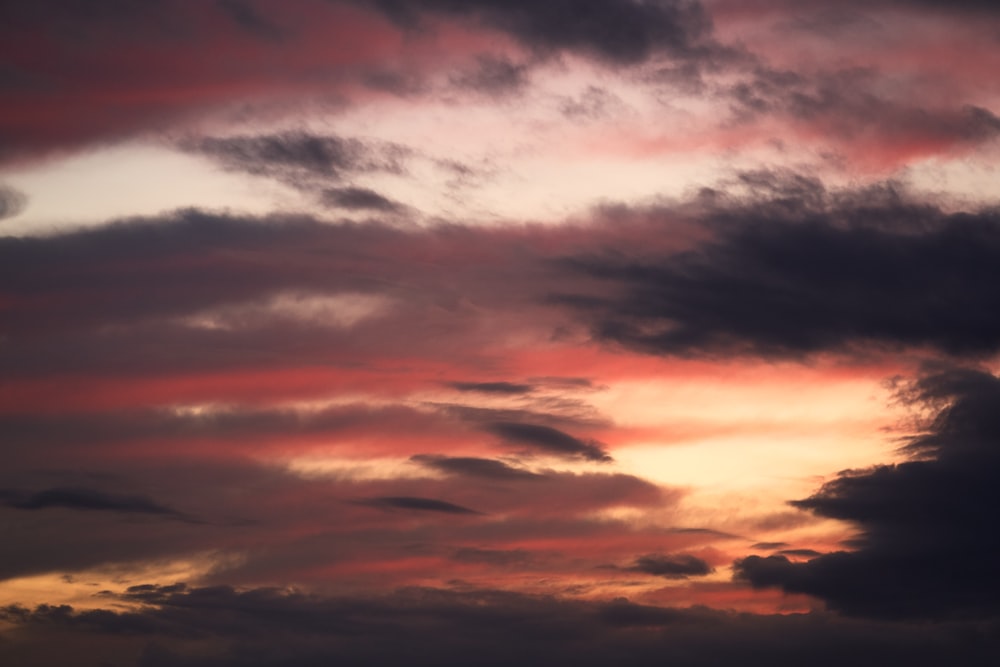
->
3, 2, 1000, 665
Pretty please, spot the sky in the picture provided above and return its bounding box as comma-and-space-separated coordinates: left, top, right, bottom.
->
2, 1, 1000, 665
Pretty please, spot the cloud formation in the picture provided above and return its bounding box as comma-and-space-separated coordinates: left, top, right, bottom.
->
485, 422, 613, 462
0, 184, 27, 220
355, 495, 484, 514
362, 0, 715, 64
3, 585, 999, 666
0, 487, 195, 522
563, 181, 1000, 358
736, 367, 1000, 619
628, 553, 714, 578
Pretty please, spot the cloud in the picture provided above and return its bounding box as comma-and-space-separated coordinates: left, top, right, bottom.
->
447, 381, 535, 395
776, 549, 823, 558
0, 184, 27, 220
319, 186, 403, 212
751, 542, 790, 550
562, 179, 1000, 358
485, 422, 613, 462
450, 547, 533, 565
215, 0, 284, 39
361, 0, 715, 64
180, 132, 408, 188
410, 454, 544, 480
735, 367, 1000, 619
726, 67, 1000, 168
0, 487, 196, 522
7, 183, 1000, 385
3, 585, 999, 666
627, 553, 713, 578
355, 495, 484, 514
0, 1, 418, 162
448, 55, 529, 94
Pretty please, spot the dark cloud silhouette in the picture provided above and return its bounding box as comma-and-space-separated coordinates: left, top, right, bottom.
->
319, 186, 403, 212
0, 487, 195, 522
486, 422, 612, 462
752, 541, 790, 550
736, 367, 1000, 619
448, 381, 535, 395
451, 547, 533, 565
356, 495, 484, 515
361, 0, 714, 64
563, 182, 1000, 358
3, 585, 1000, 666
216, 0, 284, 39
628, 553, 713, 578
777, 549, 823, 558
411, 454, 543, 481
0, 184, 27, 220
180, 132, 408, 188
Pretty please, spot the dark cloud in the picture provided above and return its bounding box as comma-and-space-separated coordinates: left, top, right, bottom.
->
319, 186, 403, 212
361, 0, 714, 64
562, 180, 1000, 358
752, 542, 790, 550
736, 367, 1000, 619
411, 454, 544, 481
0, 184, 27, 220
179, 132, 408, 188
0, 487, 196, 522
3, 585, 1000, 667
777, 549, 823, 558
451, 547, 533, 566
449, 55, 529, 94
8, 184, 1000, 381
356, 495, 484, 515
485, 422, 612, 462
627, 553, 713, 578
215, 0, 283, 39
447, 381, 535, 395
0, 404, 446, 463
727, 67, 1000, 159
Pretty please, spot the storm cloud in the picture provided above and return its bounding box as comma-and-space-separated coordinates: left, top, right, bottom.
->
736, 367, 1000, 619
564, 184, 1000, 358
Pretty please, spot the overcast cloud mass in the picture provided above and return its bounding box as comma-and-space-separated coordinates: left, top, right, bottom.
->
2, 1, 1000, 665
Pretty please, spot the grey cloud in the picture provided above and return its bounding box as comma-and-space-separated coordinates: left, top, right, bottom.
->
0, 184, 26, 220
3, 585, 1000, 666
451, 547, 533, 566
752, 542, 790, 550
355, 495, 484, 515
449, 55, 529, 94
485, 421, 612, 462
360, 0, 715, 65
562, 178, 1000, 358
727, 66, 1000, 152
179, 132, 408, 188
447, 381, 535, 395
0, 487, 196, 522
215, 0, 283, 39
735, 367, 1000, 619
628, 553, 713, 578
319, 186, 403, 212
411, 454, 544, 481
